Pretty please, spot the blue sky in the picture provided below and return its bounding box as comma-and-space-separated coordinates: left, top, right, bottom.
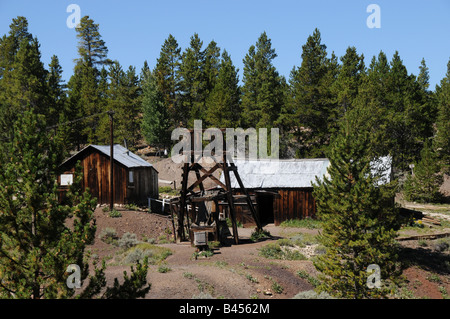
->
0, 0, 449, 89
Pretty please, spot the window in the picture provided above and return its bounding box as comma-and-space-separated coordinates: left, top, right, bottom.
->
128, 170, 134, 184
60, 174, 73, 186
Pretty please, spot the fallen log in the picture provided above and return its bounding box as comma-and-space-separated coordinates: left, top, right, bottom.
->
422, 217, 441, 226
397, 232, 450, 241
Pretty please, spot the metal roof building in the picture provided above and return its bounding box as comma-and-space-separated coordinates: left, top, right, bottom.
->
218, 157, 392, 226
58, 144, 158, 205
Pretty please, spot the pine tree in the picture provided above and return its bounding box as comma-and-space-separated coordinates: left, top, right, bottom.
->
416, 58, 438, 143
330, 46, 365, 133
154, 35, 182, 127
96, 61, 142, 147
0, 110, 150, 298
348, 51, 391, 160
0, 110, 93, 298
434, 58, 450, 173
312, 127, 401, 299
141, 69, 171, 149
67, 60, 102, 145
47, 55, 67, 127
179, 33, 207, 126
203, 40, 221, 98
403, 141, 444, 203
417, 58, 430, 91
75, 16, 110, 67
241, 31, 286, 129
349, 51, 435, 169
67, 15, 110, 146
0, 17, 48, 141
286, 28, 337, 158
205, 50, 241, 128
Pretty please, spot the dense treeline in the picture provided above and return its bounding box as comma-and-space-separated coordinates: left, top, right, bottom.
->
0, 15, 449, 202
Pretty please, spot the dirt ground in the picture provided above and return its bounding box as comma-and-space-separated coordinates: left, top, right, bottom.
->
85, 205, 450, 300
84, 152, 450, 299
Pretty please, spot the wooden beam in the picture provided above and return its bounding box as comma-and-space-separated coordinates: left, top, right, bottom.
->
229, 162, 262, 231
187, 164, 220, 192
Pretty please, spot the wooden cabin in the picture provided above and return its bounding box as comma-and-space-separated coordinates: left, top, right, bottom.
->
219, 157, 392, 226
58, 144, 158, 205
219, 159, 330, 226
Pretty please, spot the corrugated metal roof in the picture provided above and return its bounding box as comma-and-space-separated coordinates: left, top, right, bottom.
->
61, 144, 153, 169
221, 158, 331, 189
220, 156, 392, 189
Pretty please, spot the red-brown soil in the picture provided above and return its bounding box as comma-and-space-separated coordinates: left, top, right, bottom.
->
86, 206, 450, 299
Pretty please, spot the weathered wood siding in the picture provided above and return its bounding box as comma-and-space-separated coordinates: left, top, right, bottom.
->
225, 188, 317, 227
58, 148, 158, 205
127, 167, 158, 204
273, 188, 316, 225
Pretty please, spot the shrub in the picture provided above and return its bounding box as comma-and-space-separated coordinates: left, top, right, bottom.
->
109, 209, 122, 218
271, 281, 283, 294
119, 243, 172, 265
280, 218, 322, 229
250, 229, 271, 242
98, 227, 118, 245
259, 242, 306, 260
297, 270, 321, 287
292, 290, 335, 299
289, 233, 319, 247
157, 264, 171, 273
118, 232, 139, 249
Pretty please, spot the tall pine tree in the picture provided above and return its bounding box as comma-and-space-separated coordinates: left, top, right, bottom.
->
46, 55, 67, 128
241, 31, 286, 129
433, 59, 450, 177
154, 35, 182, 127
0, 17, 48, 141
205, 50, 241, 128
67, 16, 110, 146
286, 28, 337, 158
179, 33, 207, 126
141, 68, 171, 149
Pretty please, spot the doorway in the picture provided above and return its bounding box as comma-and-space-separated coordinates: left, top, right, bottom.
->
257, 193, 274, 225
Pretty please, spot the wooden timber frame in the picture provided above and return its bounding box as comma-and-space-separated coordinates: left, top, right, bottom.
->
173, 129, 262, 245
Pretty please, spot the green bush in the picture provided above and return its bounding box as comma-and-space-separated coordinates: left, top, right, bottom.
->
271, 281, 284, 294
157, 264, 171, 273
118, 232, 139, 249
109, 209, 122, 218
280, 218, 322, 229
289, 233, 319, 247
250, 229, 271, 242
297, 270, 321, 287
118, 243, 172, 265
259, 242, 306, 260
98, 227, 118, 245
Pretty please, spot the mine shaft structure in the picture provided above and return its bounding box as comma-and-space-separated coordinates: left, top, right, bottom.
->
170, 129, 262, 245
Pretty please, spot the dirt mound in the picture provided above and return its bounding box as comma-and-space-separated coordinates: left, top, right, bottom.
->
146, 156, 223, 190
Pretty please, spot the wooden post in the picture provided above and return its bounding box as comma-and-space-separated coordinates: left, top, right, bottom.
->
107, 110, 115, 211
229, 162, 262, 231
223, 142, 239, 245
